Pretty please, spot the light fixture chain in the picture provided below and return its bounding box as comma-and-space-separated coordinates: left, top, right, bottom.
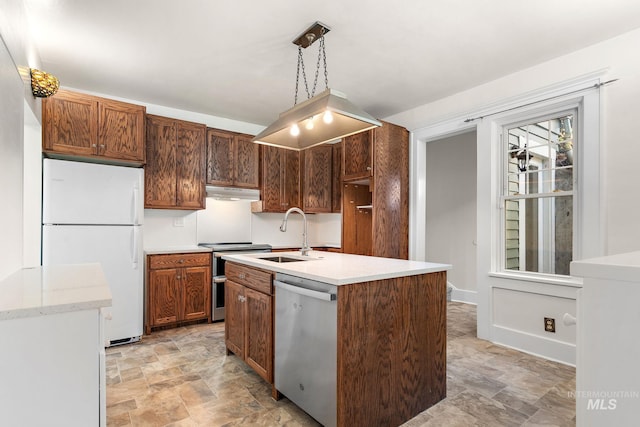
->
295, 46, 312, 105
295, 47, 301, 105
311, 32, 323, 97
321, 31, 329, 89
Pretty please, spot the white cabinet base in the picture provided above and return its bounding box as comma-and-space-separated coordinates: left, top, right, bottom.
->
0, 309, 103, 426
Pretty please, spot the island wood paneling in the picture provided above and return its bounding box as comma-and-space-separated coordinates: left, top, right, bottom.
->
336, 271, 447, 427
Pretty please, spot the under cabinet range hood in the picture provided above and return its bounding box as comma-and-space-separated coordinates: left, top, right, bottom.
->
205, 186, 260, 201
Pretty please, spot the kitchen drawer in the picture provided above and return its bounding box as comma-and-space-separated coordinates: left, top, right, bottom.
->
226, 262, 272, 295
148, 253, 211, 269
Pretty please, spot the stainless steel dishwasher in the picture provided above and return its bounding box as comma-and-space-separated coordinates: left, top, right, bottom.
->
274, 272, 337, 427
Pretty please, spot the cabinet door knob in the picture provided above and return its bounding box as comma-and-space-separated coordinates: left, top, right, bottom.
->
92, 144, 97, 148
179, 259, 185, 264
176, 275, 181, 280
366, 166, 372, 171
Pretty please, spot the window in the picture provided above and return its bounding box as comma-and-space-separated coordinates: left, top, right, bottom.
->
502, 111, 576, 276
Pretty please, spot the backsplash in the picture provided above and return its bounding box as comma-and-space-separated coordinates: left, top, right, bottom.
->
143, 199, 341, 249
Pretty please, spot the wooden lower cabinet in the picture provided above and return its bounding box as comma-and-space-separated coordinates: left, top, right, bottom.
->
224, 262, 274, 386
146, 252, 211, 334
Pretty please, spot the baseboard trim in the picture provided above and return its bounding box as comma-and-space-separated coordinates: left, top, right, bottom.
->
492, 325, 576, 366
451, 287, 477, 305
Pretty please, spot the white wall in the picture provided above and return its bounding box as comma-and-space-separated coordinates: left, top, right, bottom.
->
426, 131, 477, 302
0, 37, 24, 280
144, 202, 341, 250
23, 103, 42, 267
390, 27, 640, 257
389, 28, 640, 364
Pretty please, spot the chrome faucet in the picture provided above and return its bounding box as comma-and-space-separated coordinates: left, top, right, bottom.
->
280, 207, 311, 256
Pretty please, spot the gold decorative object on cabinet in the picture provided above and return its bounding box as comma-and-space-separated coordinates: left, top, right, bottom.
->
30, 68, 59, 98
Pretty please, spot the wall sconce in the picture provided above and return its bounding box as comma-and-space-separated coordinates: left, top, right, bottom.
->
30, 68, 60, 98
510, 144, 533, 172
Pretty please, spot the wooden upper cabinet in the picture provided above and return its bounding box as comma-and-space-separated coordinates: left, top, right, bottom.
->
43, 89, 145, 165
145, 115, 177, 208
283, 149, 301, 210
343, 130, 373, 181
43, 89, 98, 157
341, 121, 409, 259
332, 141, 343, 212
98, 98, 145, 162
177, 122, 207, 209
206, 129, 259, 189
145, 114, 206, 210
256, 145, 300, 213
371, 121, 409, 259
206, 129, 234, 186
302, 144, 333, 213
235, 134, 260, 188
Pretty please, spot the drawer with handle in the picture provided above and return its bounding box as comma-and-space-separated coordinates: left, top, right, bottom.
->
226, 262, 272, 295
148, 253, 211, 269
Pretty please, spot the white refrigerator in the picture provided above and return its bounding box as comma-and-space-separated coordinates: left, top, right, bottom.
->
42, 159, 144, 346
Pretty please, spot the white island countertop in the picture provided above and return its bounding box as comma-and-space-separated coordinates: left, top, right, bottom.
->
223, 250, 451, 286
571, 250, 640, 282
0, 263, 112, 321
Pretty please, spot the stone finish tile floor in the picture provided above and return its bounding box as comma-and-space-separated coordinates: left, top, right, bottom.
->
106, 302, 576, 426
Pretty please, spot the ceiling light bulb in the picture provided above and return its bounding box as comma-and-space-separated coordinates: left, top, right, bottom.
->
290, 123, 300, 136
305, 118, 314, 130
323, 110, 333, 124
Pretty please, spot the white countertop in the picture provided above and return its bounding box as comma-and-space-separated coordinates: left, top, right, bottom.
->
222, 250, 451, 286
145, 246, 213, 255
571, 250, 640, 283
0, 263, 112, 321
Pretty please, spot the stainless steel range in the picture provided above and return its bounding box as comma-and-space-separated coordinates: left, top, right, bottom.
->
198, 242, 272, 321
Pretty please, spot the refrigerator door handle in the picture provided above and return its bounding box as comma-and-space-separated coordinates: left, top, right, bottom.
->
133, 186, 140, 225
131, 227, 140, 269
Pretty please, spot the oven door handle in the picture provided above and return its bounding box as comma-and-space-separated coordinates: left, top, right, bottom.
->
213, 276, 226, 284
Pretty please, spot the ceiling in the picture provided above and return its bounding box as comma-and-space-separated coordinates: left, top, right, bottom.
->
24, 0, 640, 128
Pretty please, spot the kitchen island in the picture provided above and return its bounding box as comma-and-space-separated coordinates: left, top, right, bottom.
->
223, 250, 450, 427
0, 263, 112, 426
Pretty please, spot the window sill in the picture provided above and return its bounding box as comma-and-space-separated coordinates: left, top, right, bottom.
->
489, 271, 583, 288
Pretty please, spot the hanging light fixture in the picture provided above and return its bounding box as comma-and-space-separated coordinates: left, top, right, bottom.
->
30, 68, 60, 98
252, 22, 381, 150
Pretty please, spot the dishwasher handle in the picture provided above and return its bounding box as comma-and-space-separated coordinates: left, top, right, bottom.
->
274, 280, 336, 302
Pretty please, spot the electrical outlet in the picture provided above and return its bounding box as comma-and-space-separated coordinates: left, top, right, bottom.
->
544, 317, 556, 333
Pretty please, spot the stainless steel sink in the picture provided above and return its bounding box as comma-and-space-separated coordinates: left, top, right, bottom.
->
260, 256, 309, 263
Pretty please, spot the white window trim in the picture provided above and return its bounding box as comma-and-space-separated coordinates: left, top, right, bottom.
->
490, 88, 603, 285
409, 72, 605, 341
499, 108, 577, 278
